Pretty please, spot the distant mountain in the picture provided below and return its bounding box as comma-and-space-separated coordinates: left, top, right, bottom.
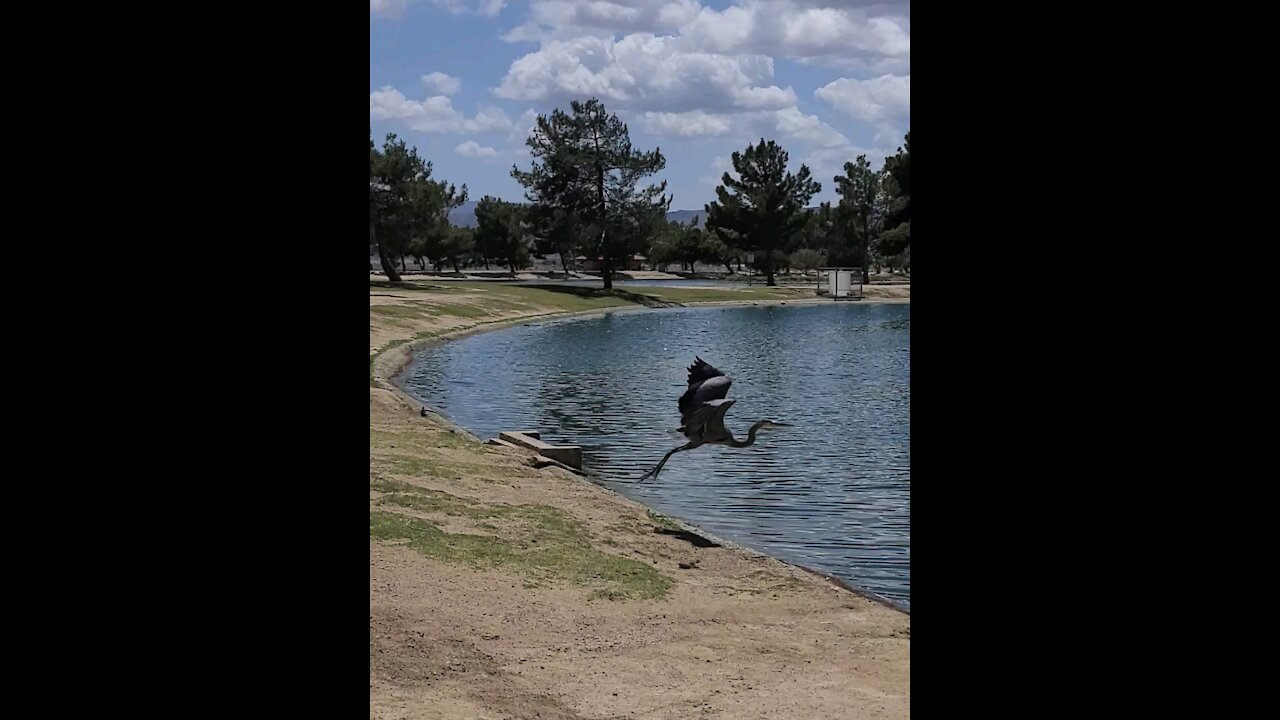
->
665, 209, 704, 227
447, 201, 708, 229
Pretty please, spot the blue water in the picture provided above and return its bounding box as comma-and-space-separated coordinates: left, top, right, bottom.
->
398, 303, 910, 610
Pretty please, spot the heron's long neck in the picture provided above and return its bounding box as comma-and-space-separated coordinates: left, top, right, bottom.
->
726, 420, 769, 448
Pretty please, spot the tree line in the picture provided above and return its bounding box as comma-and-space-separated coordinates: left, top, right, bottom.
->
370, 99, 910, 287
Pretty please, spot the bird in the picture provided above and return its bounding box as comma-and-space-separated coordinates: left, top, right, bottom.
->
420, 407, 428, 417
638, 357, 790, 481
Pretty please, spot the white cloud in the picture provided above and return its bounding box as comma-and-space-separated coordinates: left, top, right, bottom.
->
370, 86, 513, 133
803, 143, 894, 201
499, 0, 909, 84
815, 74, 910, 124
372, 0, 506, 18
678, 1, 909, 71
420, 72, 462, 95
700, 154, 739, 187
494, 34, 796, 113
508, 109, 541, 152
523, 0, 701, 36
640, 107, 847, 149
455, 140, 499, 157
771, 107, 849, 148
641, 110, 735, 137
370, 0, 408, 17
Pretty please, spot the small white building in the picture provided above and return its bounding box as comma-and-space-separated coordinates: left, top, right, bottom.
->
817, 267, 864, 300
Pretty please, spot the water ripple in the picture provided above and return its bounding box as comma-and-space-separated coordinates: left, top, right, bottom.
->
399, 303, 910, 610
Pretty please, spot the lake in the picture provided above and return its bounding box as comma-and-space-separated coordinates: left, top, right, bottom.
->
398, 302, 910, 610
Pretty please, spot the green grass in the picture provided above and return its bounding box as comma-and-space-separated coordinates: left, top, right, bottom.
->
369, 484, 673, 599
647, 510, 683, 530
370, 428, 474, 450
374, 453, 466, 480
370, 304, 430, 319
639, 285, 808, 303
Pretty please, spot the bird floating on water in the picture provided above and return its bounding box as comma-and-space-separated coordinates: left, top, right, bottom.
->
638, 357, 790, 481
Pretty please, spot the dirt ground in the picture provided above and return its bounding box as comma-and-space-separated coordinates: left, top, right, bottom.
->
370, 281, 910, 719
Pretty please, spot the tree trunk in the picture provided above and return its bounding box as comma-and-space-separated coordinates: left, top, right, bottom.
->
764, 251, 776, 286
723, 261, 734, 274
483, 256, 490, 270
861, 216, 871, 284
451, 258, 461, 273
602, 255, 613, 290
376, 232, 402, 282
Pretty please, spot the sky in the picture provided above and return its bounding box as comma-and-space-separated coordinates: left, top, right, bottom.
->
370, 0, 909, 210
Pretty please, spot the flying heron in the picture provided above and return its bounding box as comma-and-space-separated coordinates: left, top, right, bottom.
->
638, 357, 790, 481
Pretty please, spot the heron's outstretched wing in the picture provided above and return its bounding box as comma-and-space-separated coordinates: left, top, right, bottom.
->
681, 398, 735, 437
686, 357, 725, 385
678, 357, 732, 415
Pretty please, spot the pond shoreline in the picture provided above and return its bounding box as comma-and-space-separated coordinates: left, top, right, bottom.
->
369, 283, 910, 718
374, 291, 909, 614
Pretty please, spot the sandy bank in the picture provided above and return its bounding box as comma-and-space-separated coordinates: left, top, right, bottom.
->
370, 281, 909, 719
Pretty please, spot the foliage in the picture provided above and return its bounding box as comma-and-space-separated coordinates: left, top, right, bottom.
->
878, 132, 910, 256
704, 139, 820, 286
790, 248, 826, 274
512, 98, 670, 288
369, 131, 467, 280
833, 154, 881, 283
474, 196, 530, 274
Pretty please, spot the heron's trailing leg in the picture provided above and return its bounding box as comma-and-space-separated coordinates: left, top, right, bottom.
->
639, 442, 700, 481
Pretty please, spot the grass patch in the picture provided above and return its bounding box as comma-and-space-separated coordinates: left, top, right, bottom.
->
370, 501, 672, 599
370, 304, 431, 319
639, 286, 809, 303
375, 453, 465, 480
421, 303, 494, 319
647, 510, 682, 530
370, 428, 474, 450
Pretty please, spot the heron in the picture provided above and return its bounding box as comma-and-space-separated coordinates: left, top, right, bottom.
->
638, 356, 790, 481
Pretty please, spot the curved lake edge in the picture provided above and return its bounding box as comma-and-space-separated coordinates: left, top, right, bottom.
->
378, 296, 910, 616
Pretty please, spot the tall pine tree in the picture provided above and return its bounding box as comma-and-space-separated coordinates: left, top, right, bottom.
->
512, 99, 669, 289
704, 139, 820, 286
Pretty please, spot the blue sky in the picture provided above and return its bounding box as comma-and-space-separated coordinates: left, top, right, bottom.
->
371, 0, 909, 210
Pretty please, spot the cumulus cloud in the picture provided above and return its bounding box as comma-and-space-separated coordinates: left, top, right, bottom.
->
455, 140, 499, 157
640, 107, 847, 149
700, 154, 739, 187
677, 1, 909, 71
503, 1, 910, 69
815, 74, 910, 124
507, 109, 541, 153
503, 0, 701, 42
370, 0, 408, 17
802, 143, 893, 200
641, 110, 735, 137
372, 0, 506, 18
420, 72, 462, 95
370, 86, 513, 133
494, 34, 795, 113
